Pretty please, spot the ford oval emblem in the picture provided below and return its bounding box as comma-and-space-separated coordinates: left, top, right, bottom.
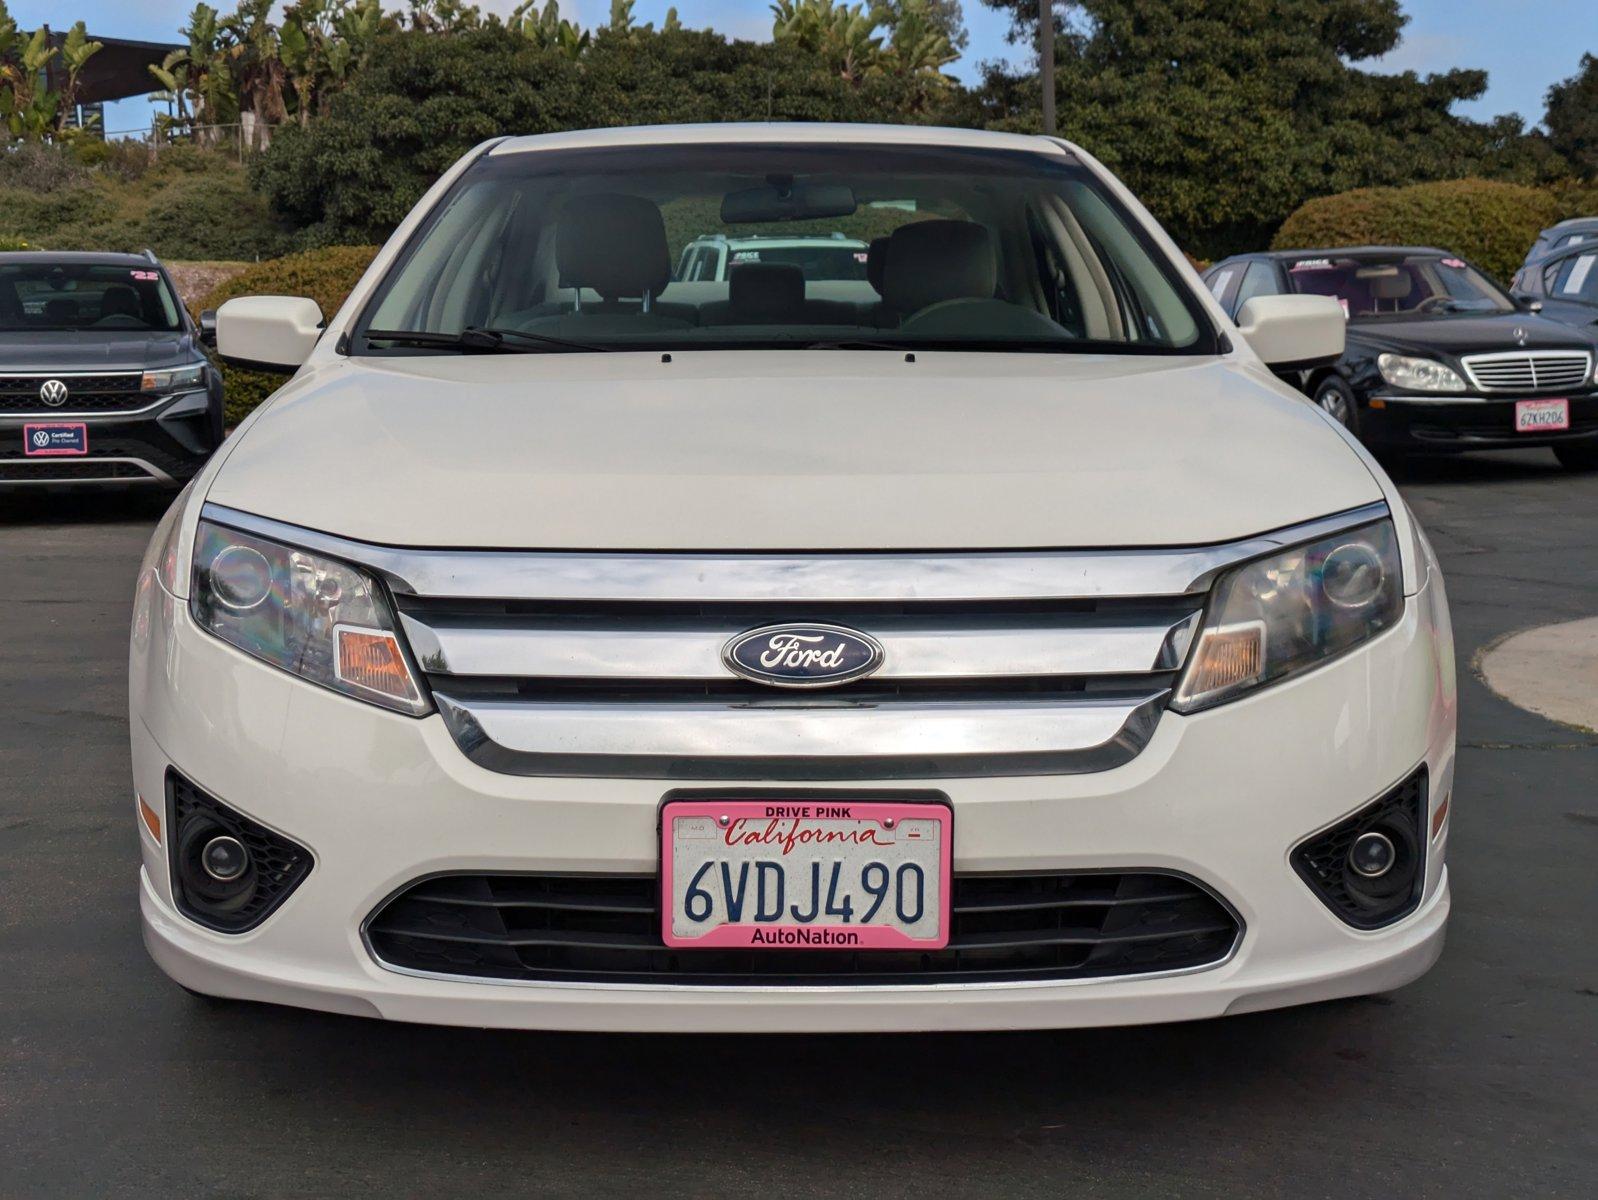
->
723, 623, 885, 689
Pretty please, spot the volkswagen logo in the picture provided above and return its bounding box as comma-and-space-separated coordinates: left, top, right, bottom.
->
38, 378, 69, 407
723, 623, 885, 689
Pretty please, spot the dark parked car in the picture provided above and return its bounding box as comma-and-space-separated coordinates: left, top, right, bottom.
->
0, 251, 223, 489
1203, 246, 1598, 470
1510, 238, 1598, 331
1518, 217, 1598, 279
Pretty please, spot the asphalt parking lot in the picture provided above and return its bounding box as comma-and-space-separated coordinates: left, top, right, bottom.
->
2, 452, 1595, 1199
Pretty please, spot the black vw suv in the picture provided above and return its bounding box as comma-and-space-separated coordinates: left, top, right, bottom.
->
1204, 246, 1598, 469
0, 251, 223, 489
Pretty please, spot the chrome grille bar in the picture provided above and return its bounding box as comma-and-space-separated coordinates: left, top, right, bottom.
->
1461, 351, 1592, 393
399, 610, 1201, 681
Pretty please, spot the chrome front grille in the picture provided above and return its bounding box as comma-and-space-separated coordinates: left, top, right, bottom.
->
201, 501, 1391, 781
1461, 351, 1592, 393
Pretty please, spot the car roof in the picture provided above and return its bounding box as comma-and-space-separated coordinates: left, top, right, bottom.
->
0, 250, 160, 268
1541, 217, 1598, 235
1245, 246, 1450, 262
492, 122, 1075, 159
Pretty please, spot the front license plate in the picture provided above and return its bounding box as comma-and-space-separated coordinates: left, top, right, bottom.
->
1515, 398, 1570, 432
661, 799, 951, 950
23, 422, 88, 456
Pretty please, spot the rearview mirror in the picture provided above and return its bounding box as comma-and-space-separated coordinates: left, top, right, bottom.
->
721, 183, 857, 224
197, 307, 217, 348
216, 296, 324, 374
1235, 294, 1345, 370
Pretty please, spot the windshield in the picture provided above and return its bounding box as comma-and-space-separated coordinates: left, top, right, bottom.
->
1285, 254, 1513, 319
358, 143, 1213, 355
0, 262, 184, 332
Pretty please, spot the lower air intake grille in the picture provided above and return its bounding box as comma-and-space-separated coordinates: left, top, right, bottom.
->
364, 870, 1241, 986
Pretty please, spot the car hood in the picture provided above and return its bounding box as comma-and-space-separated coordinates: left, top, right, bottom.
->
1346, 311, 1596, 357
0, 330, 200, 371
207, 351, 1383, 551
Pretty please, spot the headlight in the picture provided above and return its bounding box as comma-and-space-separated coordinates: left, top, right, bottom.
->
190, 519, 428, 715
141, 363, 207, 392
1376, 353, 1466, 393
1172, 519, 1403, 713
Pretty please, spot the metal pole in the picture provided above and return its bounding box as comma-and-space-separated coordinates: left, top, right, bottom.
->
1040, 0, 1056, 136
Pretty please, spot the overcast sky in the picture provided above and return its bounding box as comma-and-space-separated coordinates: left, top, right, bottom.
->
14, 0, 1595, 137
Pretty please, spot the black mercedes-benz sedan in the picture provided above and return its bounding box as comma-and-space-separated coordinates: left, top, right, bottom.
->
1204, 246, 1598, 470
0, 251, 224, 489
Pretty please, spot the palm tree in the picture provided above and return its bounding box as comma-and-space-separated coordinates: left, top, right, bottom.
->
55, 21, 105, 134
771, 0, 887, 85
222, 0, 287, 149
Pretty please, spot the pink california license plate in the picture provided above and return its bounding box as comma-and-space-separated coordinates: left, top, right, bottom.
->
1515, 398, 1569, 432
661, 799, 951, 950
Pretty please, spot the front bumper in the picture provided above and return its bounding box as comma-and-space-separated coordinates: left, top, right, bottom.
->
130, 566, 1457, 1033
0, 388, 219, 486
1359, 391, 1598, 451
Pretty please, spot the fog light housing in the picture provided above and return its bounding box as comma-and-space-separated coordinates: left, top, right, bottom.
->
1291, 767, 1426, 930
167, 770, 311, 934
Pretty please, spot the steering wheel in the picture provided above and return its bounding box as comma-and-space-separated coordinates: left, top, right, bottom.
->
1413, 296, 1453, 314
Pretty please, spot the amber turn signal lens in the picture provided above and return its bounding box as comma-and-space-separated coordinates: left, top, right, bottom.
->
1181, 622, 1265, 699
1431, 793, 1450, 838
138, 794, 161, 839
335, 626, 420, 703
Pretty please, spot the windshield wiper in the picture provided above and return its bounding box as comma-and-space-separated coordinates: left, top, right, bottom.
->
364, 326, 607, 353
799, 338, 915, 351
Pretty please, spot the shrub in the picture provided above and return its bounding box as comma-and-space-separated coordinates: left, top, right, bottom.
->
142, 172, 293, 261
1271, 178, 1561, 283
0, 234, 29, 250
197, 245, 380, 422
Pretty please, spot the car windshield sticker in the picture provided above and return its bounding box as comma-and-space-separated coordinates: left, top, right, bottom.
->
1291, 259, 1332, 271
130, 269, 159, 281
1206, 267, 1235, 298
1562, 253, 1596, 295
1441, 258, 1466, 269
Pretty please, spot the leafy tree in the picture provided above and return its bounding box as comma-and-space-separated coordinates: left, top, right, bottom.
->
252, 23, 962, 242
54, 23, 104, 134
1545, 53, 1597, 180
149, 5, 237, 139
510, 1, 590, 58
772, 1, 886, 84
976, 0, 1572, 256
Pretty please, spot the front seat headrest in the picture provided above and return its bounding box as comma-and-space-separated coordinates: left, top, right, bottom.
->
883, 220, 996, 314
728, 263, 806, 323
865, 236, 890, 297
100, 284, 141, 319
557, 194, 671, 301
1368, 270, 1413, 302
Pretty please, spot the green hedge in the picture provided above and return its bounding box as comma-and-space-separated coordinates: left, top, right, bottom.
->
1271, 178, 1561, 283
197, 246, 380, 423
0, 143, 292, 262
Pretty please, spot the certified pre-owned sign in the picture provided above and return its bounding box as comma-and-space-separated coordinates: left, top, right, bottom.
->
722, 623, 885, 688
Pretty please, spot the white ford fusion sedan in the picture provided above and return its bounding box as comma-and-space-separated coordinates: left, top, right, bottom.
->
129, 124, 1456, 1032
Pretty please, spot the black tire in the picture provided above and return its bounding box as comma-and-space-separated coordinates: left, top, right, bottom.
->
1553, 443, 1598, 472
1312, 375, 1359, 433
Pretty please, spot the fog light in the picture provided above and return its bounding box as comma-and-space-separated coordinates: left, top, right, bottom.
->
201, 835, 249, 882
1349, 831, 1395, 877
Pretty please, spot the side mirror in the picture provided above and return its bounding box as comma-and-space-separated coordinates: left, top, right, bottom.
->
197, 308, 217, 348
1236, 294, 1345, 370
216, 296, 325, 374
1513, 293, 1544, 314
